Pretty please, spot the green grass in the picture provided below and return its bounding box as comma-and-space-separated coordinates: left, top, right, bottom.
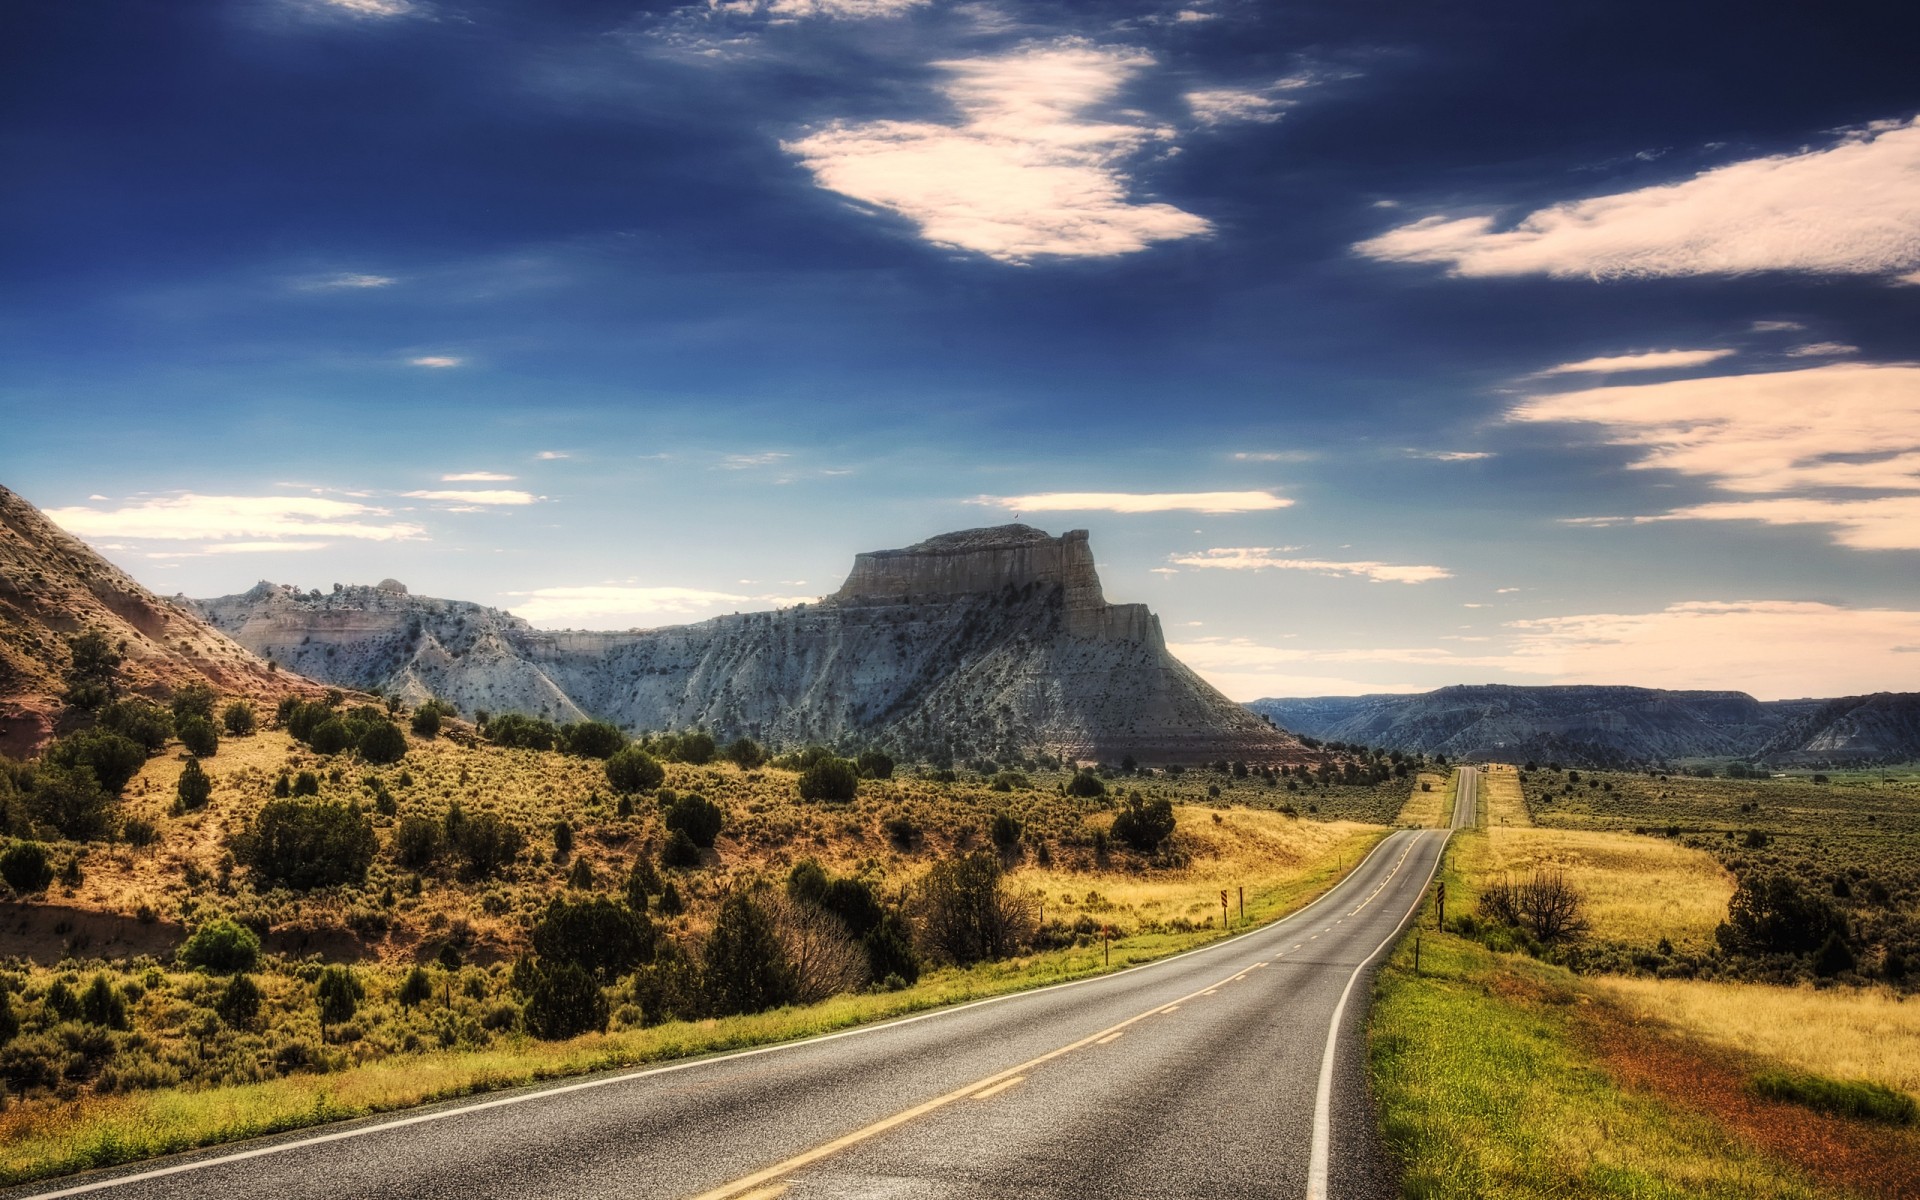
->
1752, 1070, 1918, 1126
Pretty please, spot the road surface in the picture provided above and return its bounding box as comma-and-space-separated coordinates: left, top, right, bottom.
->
15, 783, 1469, 1200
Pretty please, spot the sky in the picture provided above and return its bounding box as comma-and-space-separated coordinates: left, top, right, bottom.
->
3, 0, 1918, 702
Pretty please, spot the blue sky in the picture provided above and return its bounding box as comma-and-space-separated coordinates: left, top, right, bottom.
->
4, 0, 1919, 701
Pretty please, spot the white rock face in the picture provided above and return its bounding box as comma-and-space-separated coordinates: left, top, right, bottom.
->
188, 525, 1305, 764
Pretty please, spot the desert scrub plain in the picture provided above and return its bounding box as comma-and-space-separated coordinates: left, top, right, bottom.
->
1370, 763, 1920, 1200
0, 693, 1408, 1185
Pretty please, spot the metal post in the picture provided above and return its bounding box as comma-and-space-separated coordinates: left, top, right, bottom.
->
1437, 880, 1446, 928
1238, 885, 1245, 922
1221, 889, 1229, 929
1103, 925, 1110, 966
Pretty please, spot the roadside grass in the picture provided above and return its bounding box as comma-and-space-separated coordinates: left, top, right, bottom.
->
1395, 772, 1449, 827
1752, 1071, 1917, 1126
1476, 764, 1531, 827
1595, 975, 1920, 1101
0, 824, 1385, 1185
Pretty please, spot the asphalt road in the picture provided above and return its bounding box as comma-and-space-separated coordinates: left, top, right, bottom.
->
1453, 765, 1479, 830
16, 791, 1462, 1200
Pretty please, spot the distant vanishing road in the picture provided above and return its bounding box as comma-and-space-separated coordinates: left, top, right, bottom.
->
15, 774, 1473, 1200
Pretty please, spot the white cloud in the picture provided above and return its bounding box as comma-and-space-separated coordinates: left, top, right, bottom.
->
507, 584, 817, 627
298, 272, 395, 290
706, 0, 924, 18
45, 494, 424, 543
1539, 348, 1736, 375
1512, 362, 1920, 548
402, 489, 538, 506
1171, 547, 1452, 584
1173, 9, 1218, 22
536, 450, 570, 460
1232, 450, 1315, 463
1186, 86, 1289, 126
1407, 450, 1494, 462
783, 41, 1210, 263
318, 0, 413, 15
1356, 115, 1920, 281
1751, 320, 1807, 332
719, 452, 790, 469
409, 355, 463, 368
441, 471, 516, 482
975, 490, 1291, 514
1786, 341, 1859, 357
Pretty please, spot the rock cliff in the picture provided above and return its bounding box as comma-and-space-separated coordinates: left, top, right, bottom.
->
188, 525, 1308, 765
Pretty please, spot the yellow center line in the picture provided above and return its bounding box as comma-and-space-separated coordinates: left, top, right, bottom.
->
1095, 1031, 1125, 1045
971, 1075, 1027, 1101
684, 835, 1425, 1200
735, 1188, 788, 1200
1202, 988, 1218, 995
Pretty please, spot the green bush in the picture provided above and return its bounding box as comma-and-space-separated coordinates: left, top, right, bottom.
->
176, 715, 218, 758
1753, 1069, 1917, 1125
176, 756, 212, 810
630, 938, 703, 1026
485, 713, 558, 751
170, 683, 217, 724
398, 966, 433, 1009
662, 828, 702, 868
451, 812, 523, 879
356, 720, 408, 765
916, 851, 1032, 966
238, 799, 377, 890
217, 973, 263, 1028
63, 630, 123, 709
653, 731, 716, 765
855, 750, 894, 780
178, 918, 261, 972
1110, 795, 1176, 851
862, 911, 921, 985
561, 720, 627, 759
989, 811, 1022, 851
723, 737, 767, 770
522, 962, 608, 1039
1065, 770, 1107, 799
798, 758, 859, 803
80, 973, 129, 1029
98, 699, 173, 754
19, 763, 117, 840
532, 897, 655, 981
701, 891, 797, 1016
292, 770, 320, 796
1717, 872, 1848, 957
605, 746, 666, 794
308, 718, 354, 756
393, 815, 442, 869
315, 965, 363, 1029
45, 729, 147, 795
222, 701, 257, 737
1, 841, 55, 894
665, 793, 724, 848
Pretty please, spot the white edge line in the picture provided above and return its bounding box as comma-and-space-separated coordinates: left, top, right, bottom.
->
1304, 826, 1449, 1200
20, 830, 1417, 1199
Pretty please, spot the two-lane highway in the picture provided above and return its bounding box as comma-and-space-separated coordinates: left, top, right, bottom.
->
15, 788, 1466, 1200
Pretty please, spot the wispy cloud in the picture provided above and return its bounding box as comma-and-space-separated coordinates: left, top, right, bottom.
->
1232, 450, 1315, 463
1539, 348, 1735, 375
714, 0, 926, 17
409, 355, 463, 368
1357, 115, 1920, 282
1172, 547, 1452, 583
536, 450, 571, 460
441, 471, 517, 482
719, 452, 790, 469
784, 41, 1210, 263
975, 490, 1291, 514
314, 0, 414, 16
297, 271, 395, 290
1407, 450, 1494, 462
1786, 341, 1859, 357
507, 584, 820, 627
45, 494, 424, 543
402, 489, 538, 506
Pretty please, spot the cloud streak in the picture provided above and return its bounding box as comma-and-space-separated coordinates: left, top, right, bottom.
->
1171, 547, 1452, 583
507, 584, 819, 627
402, 489, 538, 506
1539, 348, 1735, 375
976, 490, 1291, 514
45, 494, 425, 543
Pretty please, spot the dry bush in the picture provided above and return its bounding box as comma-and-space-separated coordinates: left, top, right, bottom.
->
1479, 869, 1590, 944
768, 892, 867, 1003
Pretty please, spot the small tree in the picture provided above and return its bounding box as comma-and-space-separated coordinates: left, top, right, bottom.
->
238, 800, 377, 890
217, 973, 263, 1028
553, 820, 574, 858
393, 815, 442, 868
21, 763, 117, 841
770, 893, 867, 1003
170, 682, 217, 724
856, 750, 894, 780
665, 793, 724, 848
533, 896, 655, 981
176, 756, 212, 810
80, 973, 129, 1029
178, 918, 261, 972
989, 812, 1023, 853
452, 812, 523, 880
398, 966, 433, 1008
523, 962, 608, 1040
605, 746, 665, 794
662, 828, 703, 868
1110, 796, 1176, 852
99, 698, 173, 753
356, 720, 408, 765
702, 890, 797, 1016
798, 758, 859, 803
176, 715, 219, 758
45, 729, 147, 794
222, 701, 257, 737
0, 841, 55, 894
410, 704, 443, 738
915, 851, 1033, 966
63, 629, 123, 709
724, 737, 767, 770
308, 718, 354, 756
315, 965, 363, 1034
1065, 770, 1107, 799
562, 720, 628, 759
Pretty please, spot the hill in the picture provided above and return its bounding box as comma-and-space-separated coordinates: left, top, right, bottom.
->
188, 525, 1309, 765
1755, 692, 1920, 765
0, 484, 316, 756
1246, 685, 1853, 767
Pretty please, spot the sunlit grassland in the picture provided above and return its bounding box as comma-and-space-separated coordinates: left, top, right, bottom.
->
1394, 772, 1449, 827
1477, 763, 1530, 827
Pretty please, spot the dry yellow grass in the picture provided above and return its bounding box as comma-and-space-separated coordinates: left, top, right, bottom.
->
1458, 824, 1734, 949
1476, 763, 1531, 827
1596, 975, 1920, 1101
1395, 772, 1449, 827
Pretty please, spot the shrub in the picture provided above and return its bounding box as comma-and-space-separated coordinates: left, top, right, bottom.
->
856, 750, 894, 780
553, 820, 574, 857
990, 811, 1023, 851
1717, 873, 1848, 958
176, 756, 212, 810
45, 729, 147, 794
217, 974, 263, 1028
787, 860, 829, 906
1813, 931, 1857, 977
398, 966, 433, 1009
238, 800, 377, 890
308, 718, 354, 756
662, 828, 703, 868
665, 793, 724, 848
702, 890, 797, 1016
0, 841, 55, 894
178, 919, 261, 972
655, 731, 716, 765
315, 965, 363, 1030
1110, 796, 1176, 852
98, 699, 173, 754
915, 851, 1034, 966
170, 682, 217, 724
19, 763, 116, 840
1753, 1070, 1916, 1125
883, 814, 918, 851
292, 770, 320, 796
605, 747, 665, 794
174, 716, 218, 758
63, 629, 123, 709
533, 896, 655, 980
393, 815, 442, 869
770, 893, 867, 1002
523, 963, 608, 1040
630, 938, 703, 1026
486, 713, 558, 751
80, 973, 129, 1029
222, 701, 257, 737
0, 987, 16, 1044
723, 737, 767, 770
1480, 870, 1590, 944
356, 720, 408, 765
625, 855, 662, 911
452, 812, 524, 880
798, 758, 859, 803
561, 720, 627, 759
1065, 770, 1107, 799
862, 911, 921, 985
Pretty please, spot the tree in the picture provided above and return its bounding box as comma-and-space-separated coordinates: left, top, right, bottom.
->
532, 896, 655, 981
221, 701, 256, 737
1717, 873, 1848, 957
702, 890, 797, 1016
315, 965, 363, 1033
238, 799, 377, 889
80, 973, 128, 1029
176, 756, 212, 810
856, 750, 894, 780
45, 729, 147, 794
410, 703, 443, 738
217, 974, 264, 1028
915, 851, 1033, 966
393, 815, 442, 869
171, 683, 217, 725
308, 717, 354, 756
665, 793, 724, 848
625, 855, 661, 912
1065, 770, 1107, 799
398, 966, 433, 1009
177, 918, 261, 972
989, 812, 1023, 853
177, 715, 219, 758
561, 720, 627, 760
798, 758, 859, 803
21, 763, 117, 841
523, 963, 608, 1040
63, 630, 122, 709
1110, 796, 1176, 852
1813, 931, 1857, 978
661, 828, 703, 868
605, 746, 665, 794
356, 720, 407, 765
451, 812, 523, 880
723, 737, 767, 770
98, 698, 173, 753
486, 713, 558, 751
0, 841, 54, 894
769, 893, 867, 1003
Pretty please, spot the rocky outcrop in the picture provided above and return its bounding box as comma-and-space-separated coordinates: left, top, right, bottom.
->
189, 525, 1309, 765
0, 485, 319, 756
1754, 693, 1920, 766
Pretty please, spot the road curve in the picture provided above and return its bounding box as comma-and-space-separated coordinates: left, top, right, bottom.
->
13, 819, 1457, 1200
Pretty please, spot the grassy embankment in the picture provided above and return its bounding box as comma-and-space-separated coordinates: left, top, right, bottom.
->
1, 725, 1391, 1185
1369, 767, 1920, 1199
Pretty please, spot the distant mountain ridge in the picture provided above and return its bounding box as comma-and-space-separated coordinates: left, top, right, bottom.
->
188, 525, 1312, 765
1246, 685, 1918, 767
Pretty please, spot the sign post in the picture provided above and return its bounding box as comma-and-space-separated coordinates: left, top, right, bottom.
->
1221, 889, 1229, 930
